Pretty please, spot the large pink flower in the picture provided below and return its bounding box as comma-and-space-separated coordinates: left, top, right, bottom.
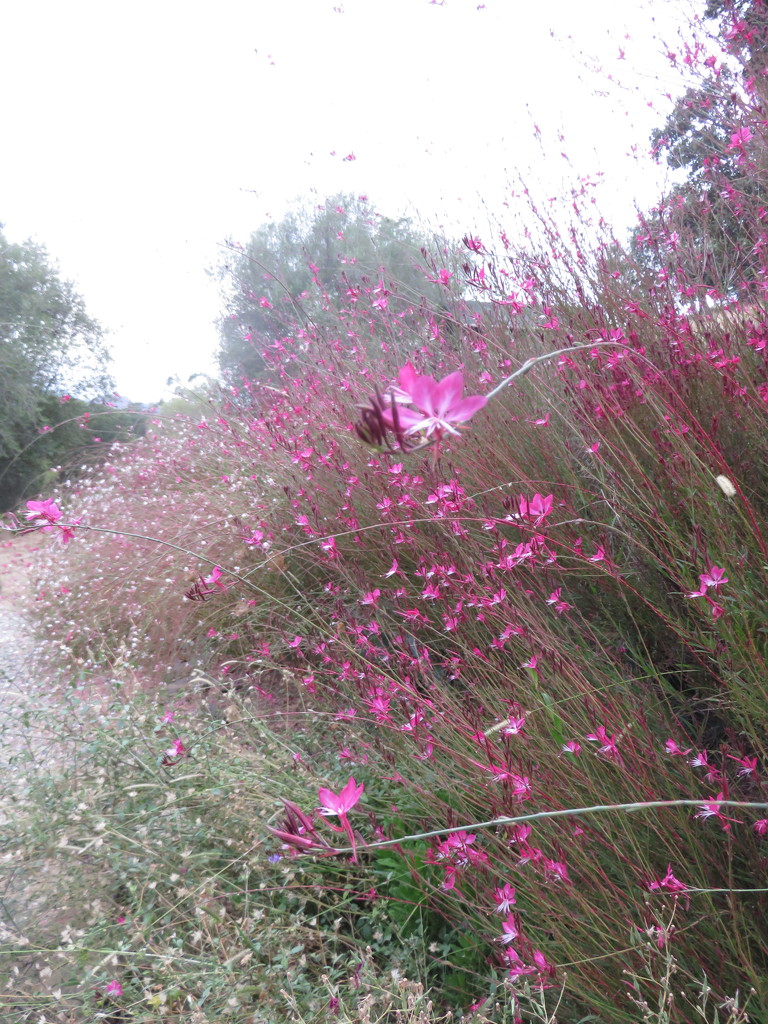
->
385, 363, 487, 439
24, 499, 62, 525
318, 776, 364, 817
317, 777, 364, 863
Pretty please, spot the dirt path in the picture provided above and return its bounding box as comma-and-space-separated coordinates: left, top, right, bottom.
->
0, 532, 73, 953
0, 531, 49, 822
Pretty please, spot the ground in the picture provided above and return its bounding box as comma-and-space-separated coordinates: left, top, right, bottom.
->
0, 532, 98, 1004
0, 531, 48, 825
0, 530, 40, 609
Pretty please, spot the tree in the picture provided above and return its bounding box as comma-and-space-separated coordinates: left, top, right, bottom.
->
0, 226, 119, 510
631, 0, 768, 296
216, 194, 448, 381
0, 227, 112, 448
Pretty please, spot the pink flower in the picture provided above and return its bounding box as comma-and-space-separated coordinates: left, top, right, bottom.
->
501, 713, 526, 737
58, 523, 77, 545
562, 740, 581, 755
203, 566, 231, 591
586, 725, 621, 761
531, 949, 555, 975
162, 738, 187, 765
318, 777, 364, 817
384, 363, 487, 440
544, 857, 571, 884
105, 980, 123, 997
499, 914, 519, 944
664, 739, 693, 756
493, 883, 517, 913
648, 865, 688, 896
728, 754, 758, 779
503, 948, 527, 975
546, 587, 571, 614
700, 566, 728, 590
687, 565, 728, 598
441, 865, 457, 890
317, 777, 365, 863
518, 493, 553, 523
689, 749, 723, 785
639, 922, 672, 949
25, 499, 62, 525
753, 818, 768, 836
507, 823, 531, 845
23, 499, 77, 542
434, 830, 487, 867
696, 791, 743, 831
728, 126, 753, 149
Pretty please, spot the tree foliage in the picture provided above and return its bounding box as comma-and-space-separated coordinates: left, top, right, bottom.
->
631, 0, 768, 295
0, 395, 147, 514
216, 195, 447, 381
0, 227, 112, 451
0, 226, 144, 512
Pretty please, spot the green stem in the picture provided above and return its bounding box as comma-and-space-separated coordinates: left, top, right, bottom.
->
485, 339, 643, 400
335, 798, 768, 854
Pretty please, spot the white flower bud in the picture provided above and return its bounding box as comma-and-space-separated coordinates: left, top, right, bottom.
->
715, 475, 736, 497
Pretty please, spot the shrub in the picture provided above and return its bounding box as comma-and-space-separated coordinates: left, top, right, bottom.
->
13, 4, 768, 1019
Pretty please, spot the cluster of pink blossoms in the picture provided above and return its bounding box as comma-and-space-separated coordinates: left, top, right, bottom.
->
425, 824, 564, 982
686, 564, 728, 618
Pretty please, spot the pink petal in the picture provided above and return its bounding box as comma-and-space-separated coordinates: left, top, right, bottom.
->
409, 373, 440, 414
433, 371, 465, 416
403, 415, 437, 435
397, 363, 420, 394
339, 777, 364, 808
389, 407, 425, 430
446, 394, 487, 422
317, 787, 341, 814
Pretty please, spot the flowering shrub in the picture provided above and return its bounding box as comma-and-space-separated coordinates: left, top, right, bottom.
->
12, 5, 768, 1018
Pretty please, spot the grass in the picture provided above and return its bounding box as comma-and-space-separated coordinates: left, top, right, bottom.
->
1, 673, 480, 1022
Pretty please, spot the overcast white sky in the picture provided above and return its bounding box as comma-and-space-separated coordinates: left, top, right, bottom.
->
0, 0, 695, 401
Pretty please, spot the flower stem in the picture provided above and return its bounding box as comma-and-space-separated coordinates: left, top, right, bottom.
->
485, 340, 643, 401
340, 798, 768, 854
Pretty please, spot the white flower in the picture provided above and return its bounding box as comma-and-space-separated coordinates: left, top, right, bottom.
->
715, 475, 736, 497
